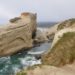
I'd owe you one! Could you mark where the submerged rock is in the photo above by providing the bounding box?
[41,28,75,66]
[0,12,37,56]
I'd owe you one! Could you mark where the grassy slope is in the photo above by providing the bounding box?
[42,32,75,66]
[57,19,75,30]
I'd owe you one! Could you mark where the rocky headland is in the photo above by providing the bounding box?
[0,12,37,56]
[0,12,56,57]
[0,12,75,75]
[16,18,75,75]
[42,19,75,66]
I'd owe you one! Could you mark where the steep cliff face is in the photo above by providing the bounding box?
[50,19,75,49]
[40,19,75,67]
[0,12,37,56]
[41,28,75,66]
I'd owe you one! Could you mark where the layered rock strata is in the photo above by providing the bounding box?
[0,12,37,56]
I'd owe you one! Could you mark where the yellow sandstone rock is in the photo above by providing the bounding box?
[0,12,37,56]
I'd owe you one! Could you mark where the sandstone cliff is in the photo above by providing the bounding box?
[16,19,75,75]
[46,18,75,41]
[41,18,75,68]
[42,28,75,66]
[0,12,37,56]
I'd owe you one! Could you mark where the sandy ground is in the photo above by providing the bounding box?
[26,62,75,75]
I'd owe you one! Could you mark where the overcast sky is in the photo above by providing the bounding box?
[0,0,75,24]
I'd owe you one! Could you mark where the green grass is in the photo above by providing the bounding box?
[57,18,75,30]
[42,32,75,66]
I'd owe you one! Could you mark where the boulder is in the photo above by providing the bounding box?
[34,28,49,43]
[41,28,75,66]
[0,12,37,56]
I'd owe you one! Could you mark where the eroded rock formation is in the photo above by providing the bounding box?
[16,18,75,75]
[0,12,37,56]
[34,24,58,43]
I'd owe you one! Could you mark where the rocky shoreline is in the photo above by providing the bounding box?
[16,18,75,75]
[1,12,75,75]
[0,12,56,57]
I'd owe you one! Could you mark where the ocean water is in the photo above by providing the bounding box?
[0,22,55,75]
[0,42,51,75]
[38,22,57,28]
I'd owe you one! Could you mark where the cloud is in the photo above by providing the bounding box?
[0,0,75,23]
[0,4,16,19]
[0,3,17,24]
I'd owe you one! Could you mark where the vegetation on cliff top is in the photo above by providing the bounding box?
[42,32,75,66]
[57,18,75,30]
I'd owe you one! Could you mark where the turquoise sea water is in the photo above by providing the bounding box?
[0,42,51,75]
[0,22,55,75]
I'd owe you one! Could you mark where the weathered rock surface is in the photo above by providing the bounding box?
[34,24,58,43]
[0,12,37,56]
[42,28,75,66]
[34,28,49,43]
[46,18,75,41]
[16,19,75,75]
[46,24,58,40]
[36,18,75,43]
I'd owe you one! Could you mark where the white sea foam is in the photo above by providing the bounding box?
[12,66,20,74]
[19,56,41,67]
[37,27,49,33]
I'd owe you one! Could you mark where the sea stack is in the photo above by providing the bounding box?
[0,12,37,56]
